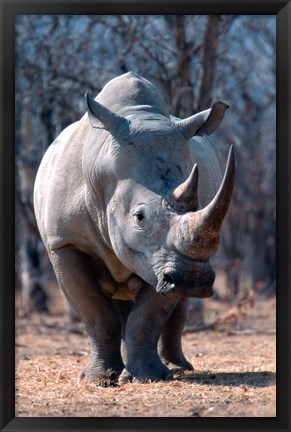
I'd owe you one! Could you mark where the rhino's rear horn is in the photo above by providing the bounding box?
[85,92,129,137]
[176,101,229,140]
[171,164,199,212]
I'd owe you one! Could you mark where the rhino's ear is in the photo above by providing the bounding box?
[85,92,104,129]
[85,92,129,137]
[176,101,229,140]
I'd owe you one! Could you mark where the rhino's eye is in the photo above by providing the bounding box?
[135,212,144,222]
[133,208,146,229]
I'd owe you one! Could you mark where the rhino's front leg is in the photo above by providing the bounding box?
[50,248,124,381]
[119,285,178,383]
[158,299,194,371]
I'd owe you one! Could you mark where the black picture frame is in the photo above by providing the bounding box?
[1,1,290,431]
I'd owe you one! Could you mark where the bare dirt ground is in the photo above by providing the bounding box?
[15,289,276,417]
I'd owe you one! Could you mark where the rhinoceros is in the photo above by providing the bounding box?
[34,71,234,383]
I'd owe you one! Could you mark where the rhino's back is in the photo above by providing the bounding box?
[188,134,224,206]
[34,119,92,251]
[170,114,224,206]
[96,72,169,117]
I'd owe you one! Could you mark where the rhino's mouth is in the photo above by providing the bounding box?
[156,268,215,299]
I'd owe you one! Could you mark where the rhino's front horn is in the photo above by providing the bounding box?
[175,146,235,260]
[176,101,229,140]
[85,92,129,137]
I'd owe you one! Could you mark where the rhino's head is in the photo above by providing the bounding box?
[84,78,234,299]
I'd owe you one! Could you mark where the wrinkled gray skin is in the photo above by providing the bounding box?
[34,72,234,383]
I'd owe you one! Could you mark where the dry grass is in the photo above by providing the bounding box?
[15,294,276,417]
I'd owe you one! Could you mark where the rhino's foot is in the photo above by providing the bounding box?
[159,344,194,372]
[162,355,194,372]
[79,361,123,383]
[118,361,173,384]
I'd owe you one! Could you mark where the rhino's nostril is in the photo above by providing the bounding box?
[163,273,175,289]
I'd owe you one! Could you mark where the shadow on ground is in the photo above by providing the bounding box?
[178,371,276,387]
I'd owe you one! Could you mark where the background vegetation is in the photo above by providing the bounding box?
[15,15,276,316]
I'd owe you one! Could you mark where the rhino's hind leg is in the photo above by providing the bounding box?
[119,285,178,383]
[111,300,133,364]
[158,299,194,372]
[49,248,124,382]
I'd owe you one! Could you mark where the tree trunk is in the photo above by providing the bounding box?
[197,15,221,111]
[166,15,194,117]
